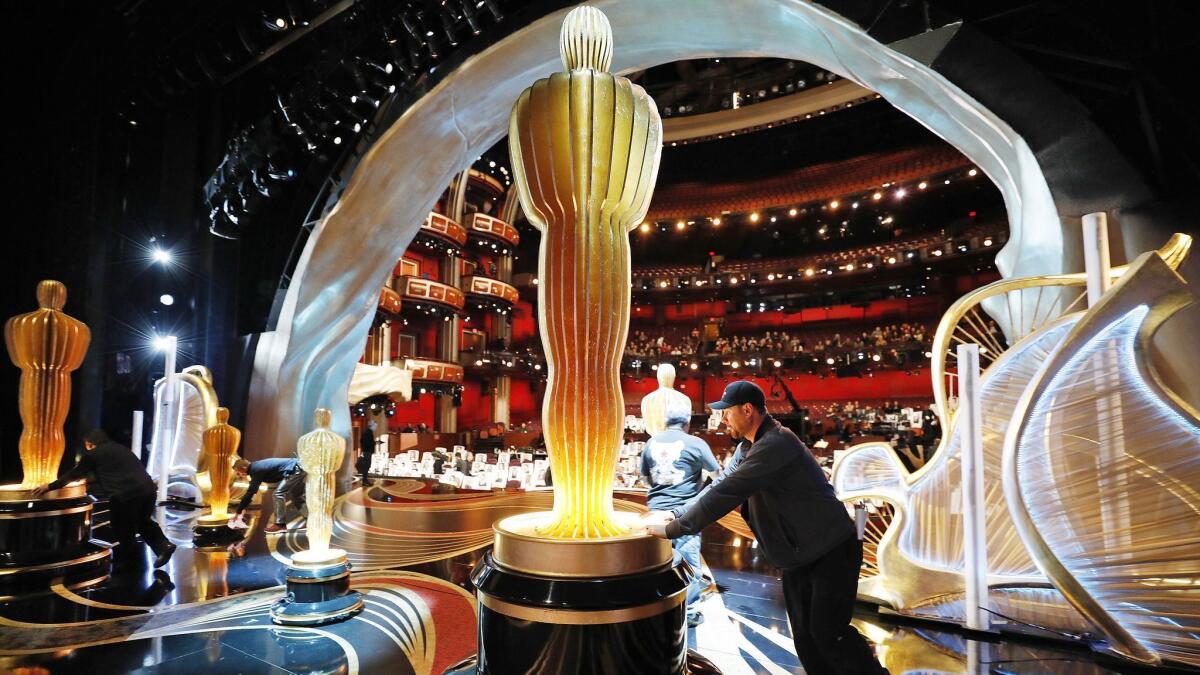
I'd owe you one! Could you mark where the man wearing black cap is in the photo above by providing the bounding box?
[33,429,176,569]
[643,380,884,674]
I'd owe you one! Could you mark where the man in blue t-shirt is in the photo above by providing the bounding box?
[640,401,719,625]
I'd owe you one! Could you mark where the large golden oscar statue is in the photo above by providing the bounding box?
[509,5,662,538]
[293,408,344,562]
[469,9,691,674]
[271,408,362,625]
[1,281,110,585]
[4,280,90,487]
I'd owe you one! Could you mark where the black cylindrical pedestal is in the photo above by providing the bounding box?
[270,555,364,626]
[192,515,245,550]
[471,551,691,675]
[0,483,111,588]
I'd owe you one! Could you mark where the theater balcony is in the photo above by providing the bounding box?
[404,357,465,388]
[413,212,468,254]
[396,276,464,318]
[467,213,520,254]
[377,285,402,315]
[462,275,519,313]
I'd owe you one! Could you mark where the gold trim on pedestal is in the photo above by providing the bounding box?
[492,512,670,578]
[477,588,684,625]
[0,505,90,520]
[290,548,350,570]
[0,549,110,576]
[0,481,86,502]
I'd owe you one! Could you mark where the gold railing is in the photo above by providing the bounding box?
[468,213,520,249]
[404,358,464,384]
[421,212,468,248]
[462,275,519,305]
[398,277,465,311]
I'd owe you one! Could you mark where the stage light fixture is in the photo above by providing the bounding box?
[152,248,172,264]
[968,168,978,177]
[749,212,760,223]
[152,335,177,352]
[159,294,174,306]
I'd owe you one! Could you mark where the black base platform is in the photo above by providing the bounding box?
[0,485,111,590]
[270,557,364,626]
[469,551,694,675]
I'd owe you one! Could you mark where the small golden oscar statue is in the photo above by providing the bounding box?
[271,408,363,625]
[194,407,244,546]
[1,281,110,582]
[4,280,90,487]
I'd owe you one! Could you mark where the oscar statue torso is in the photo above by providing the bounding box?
[509,7,662,537]
[4,280,90,487]
[201,406,240,519]
[296,408,345,554]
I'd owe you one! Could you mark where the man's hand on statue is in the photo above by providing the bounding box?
[228,513,248,529]
[30,484,49,497]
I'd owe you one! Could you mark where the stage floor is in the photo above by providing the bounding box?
[0,480,1177,673]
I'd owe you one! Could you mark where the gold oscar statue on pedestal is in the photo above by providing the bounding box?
[200,407,239,522]
[294,408,345,563]
[4,280,90,487]
[271,407,362,625]
[509,5,662,538]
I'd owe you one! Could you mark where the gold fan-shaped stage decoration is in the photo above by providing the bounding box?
[1005,251,1200,667]
[830,234,1196,645]
[509,5,662,538]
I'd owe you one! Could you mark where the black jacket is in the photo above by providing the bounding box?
[48,440,157,501]
[666,415,854,569]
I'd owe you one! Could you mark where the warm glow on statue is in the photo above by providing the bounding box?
[295,408,345,556]
[4,280,90,487]
[640,364,692,437]
[201,407,239,519]
[509,6,662,537]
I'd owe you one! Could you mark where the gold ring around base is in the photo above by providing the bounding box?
[271,597,365,624]
[476,589,685,625]
[0,549,111,576]
[0,505,91,520]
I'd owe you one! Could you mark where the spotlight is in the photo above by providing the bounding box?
[983,238,993,246]
[825,357,835,365]
[805,268,814,277]
[872,192,883,201]
[151,248,172,264]
[711,217,722,226]
[639,223,650,233]
[152,335,177,352]
[968,168,978,177]
[731,361,740,369]
[872,354,881,362]
[788,208,797,217]
[773,360,782,368]
[895,188,907,199]
[676,220,686,231]
[690,363,698,370]
[159,294,174,306]
[918,181,928,190]
[749,212,760,223]
[829,200,839,210]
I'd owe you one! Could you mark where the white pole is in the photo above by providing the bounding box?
[1082,212,1111,307]
[957,343,989,631]
[381,320,393,367]
[131,410,144,460]
[157,337,177,513]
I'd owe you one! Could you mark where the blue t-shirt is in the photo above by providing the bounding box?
[640,428,720,512]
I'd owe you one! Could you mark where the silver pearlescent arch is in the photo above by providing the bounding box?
[244,0,1063,456]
